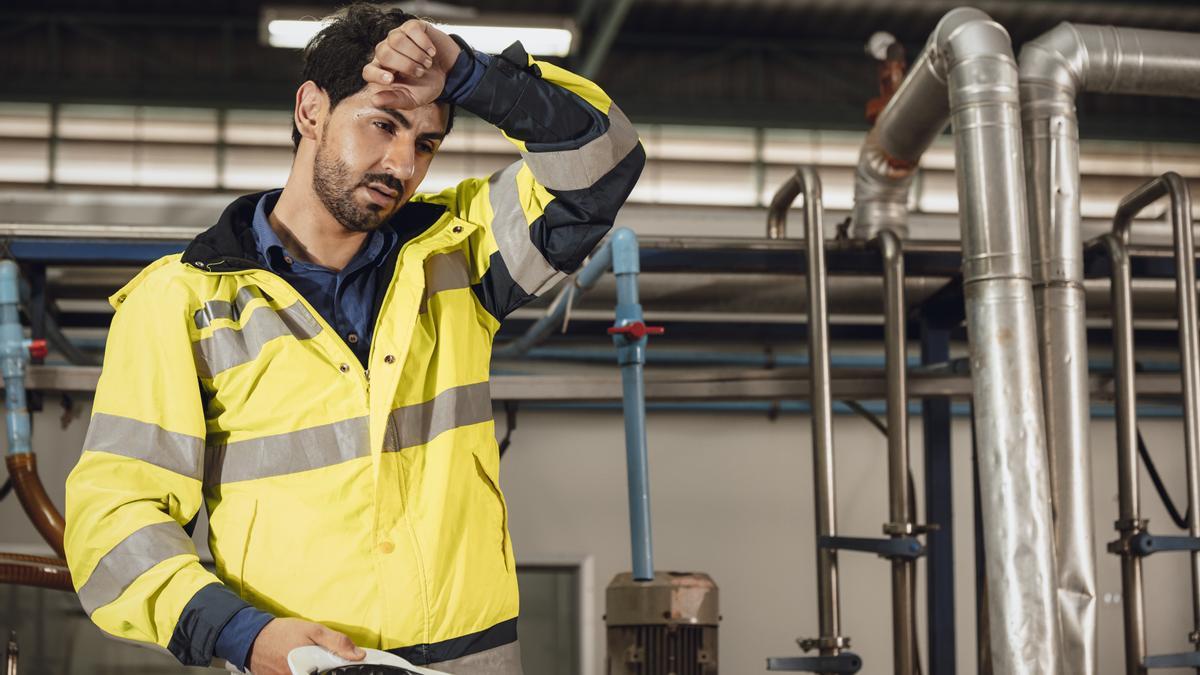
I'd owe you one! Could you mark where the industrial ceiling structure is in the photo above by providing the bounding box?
[3,0,1200,140]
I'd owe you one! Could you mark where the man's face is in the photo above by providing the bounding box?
[311,83,449,233]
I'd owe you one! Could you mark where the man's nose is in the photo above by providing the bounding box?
[381,141,416,181]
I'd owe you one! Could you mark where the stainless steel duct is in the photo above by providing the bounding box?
[1019,25,1200,675]
[851,8,1062,673]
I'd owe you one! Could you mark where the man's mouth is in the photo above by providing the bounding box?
[363,182,399,206]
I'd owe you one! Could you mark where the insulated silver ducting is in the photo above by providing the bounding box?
[852,8,1062,673]
[1020,24,1200,675]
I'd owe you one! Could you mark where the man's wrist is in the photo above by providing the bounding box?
[438,35,492,104]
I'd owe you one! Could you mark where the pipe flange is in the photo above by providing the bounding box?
[797,636,851,652]
[1114,518,1148,533]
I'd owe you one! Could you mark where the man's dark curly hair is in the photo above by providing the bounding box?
[290,2,456,150]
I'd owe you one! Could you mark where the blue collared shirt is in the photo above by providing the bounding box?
[250,189,398,366]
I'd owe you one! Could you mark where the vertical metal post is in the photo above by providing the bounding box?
[609,228,655,582]
[1108,173,1200,671]
[1102,230,1147,674]
[799,167,843,660]
[879,230,914,675]
[920,320,956,675]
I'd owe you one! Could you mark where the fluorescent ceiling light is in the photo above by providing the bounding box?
[267,19,330,49]
[263,9,574,56]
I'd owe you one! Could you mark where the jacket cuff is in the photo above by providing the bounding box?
[167,583,258,666]
[214,605,276,670]
[439,34,492,104]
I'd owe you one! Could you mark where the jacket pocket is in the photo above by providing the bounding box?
[472,451,512,572]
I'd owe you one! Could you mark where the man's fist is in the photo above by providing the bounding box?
[248,617,365,675]
[363,19,462,110]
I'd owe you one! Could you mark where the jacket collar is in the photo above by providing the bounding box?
[181,190,449,273]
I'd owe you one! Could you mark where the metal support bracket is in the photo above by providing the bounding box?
[767,653,863,673]
[819,535,925,560]
[1131,532,1200,556]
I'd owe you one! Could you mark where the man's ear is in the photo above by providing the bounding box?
[294,81,327,144]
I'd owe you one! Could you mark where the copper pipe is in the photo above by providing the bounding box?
[6,454,65,558]
[0,553,72,592]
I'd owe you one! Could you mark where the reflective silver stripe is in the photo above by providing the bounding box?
[192,301,321,378]
[386,381,493,451]
[193,286,271,330]
[82,413,205,480]
[205,416,369,485]
[521,105,640,192]
[420,251,472,313]
[488,162,567,297]
[77,521,195,616]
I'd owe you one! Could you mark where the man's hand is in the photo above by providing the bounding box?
[247,617,365,675]
[363,19,462,110]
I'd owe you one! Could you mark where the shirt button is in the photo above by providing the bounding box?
[378,540,395,554]
[283,256,294,265]
[347,333,359,344]
[452,225,463,234]
[339,363,350,373]
[384,354,395,364]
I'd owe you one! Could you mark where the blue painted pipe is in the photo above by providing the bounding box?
[609,228,656,581]
[0,261,32,456]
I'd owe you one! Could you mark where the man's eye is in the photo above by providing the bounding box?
[417,142,435,154]
[373,121,394,134]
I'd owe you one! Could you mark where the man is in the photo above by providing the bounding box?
[63,4,644,674]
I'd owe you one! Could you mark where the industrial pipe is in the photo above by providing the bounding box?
[767,169,803,239]
[850,8,1061,673]
[798,167,844,662]
[1104,173,1200,673]
[0,553,72,592]
[0,260,64,558]
[606,227,658,581]
[878,229,915,675]
[1020,26,1200,675]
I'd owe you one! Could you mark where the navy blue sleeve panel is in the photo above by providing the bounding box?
[168,582,265,666]
[473,143,646,319]
[439,37,492,104]
[456,41,605,150]
[213,605,276,671]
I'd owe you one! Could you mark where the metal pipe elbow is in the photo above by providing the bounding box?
[849,127,914,239]
[1019,22,1086,99]
[6,454,65,558]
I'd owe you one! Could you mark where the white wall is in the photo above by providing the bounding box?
[1,398,1196,674]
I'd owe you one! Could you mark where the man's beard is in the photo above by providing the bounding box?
[312,137,406,233]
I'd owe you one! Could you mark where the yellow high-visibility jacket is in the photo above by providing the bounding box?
[64,41,644,668]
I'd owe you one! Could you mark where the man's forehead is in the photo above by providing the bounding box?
[344,85,447,131]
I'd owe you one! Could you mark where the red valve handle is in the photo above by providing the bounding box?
[607,321,665,340]
[27,339,47,360]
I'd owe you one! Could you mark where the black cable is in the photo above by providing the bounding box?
[498,401,519,458]
[1136,425,1190,530]
[840,399,887,435]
